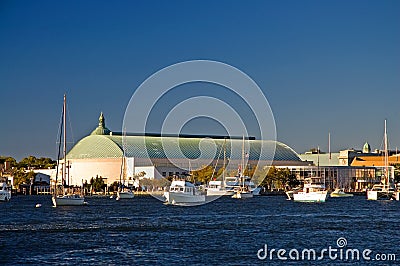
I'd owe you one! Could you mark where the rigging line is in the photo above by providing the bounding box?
[55,104,64,147]
[211,141,224,179]
[55,104,64,185]
[66,101,75,147]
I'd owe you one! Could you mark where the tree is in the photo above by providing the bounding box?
[260,166,299,191]
[12,169,35,188]
[89,176,106,192]
[191,165,214,183]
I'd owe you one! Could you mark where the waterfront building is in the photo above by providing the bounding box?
[61,113,309,186]
[276,165,380,191]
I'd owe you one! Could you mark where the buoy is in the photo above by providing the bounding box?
[35,204,42,208]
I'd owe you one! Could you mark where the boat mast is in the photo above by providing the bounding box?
[63,94,67,192]
[384,119,388,187]
[222,138,226,188]
[242,135,245,189]
[119,128,126,188]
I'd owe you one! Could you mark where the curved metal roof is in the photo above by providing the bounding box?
[67,135,301,162]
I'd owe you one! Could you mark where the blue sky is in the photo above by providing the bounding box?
[0,0,399,160]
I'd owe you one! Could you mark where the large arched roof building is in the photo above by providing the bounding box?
[64,113,307,185]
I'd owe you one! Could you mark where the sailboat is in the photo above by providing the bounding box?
[328,133,353,198]
[232,136,253,199]
[207,139,235,196]
[52,94,85,207]
[116,137,134,200]
[367,120,396,200]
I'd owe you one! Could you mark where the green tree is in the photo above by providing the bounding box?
[13,169,35,188]
[90,176,106,192]
[191,165,214,183]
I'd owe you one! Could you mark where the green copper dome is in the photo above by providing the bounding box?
[67,113,301,162]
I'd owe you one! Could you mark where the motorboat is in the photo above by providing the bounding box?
[292,177,328,202]
[206,180,235,196]
[164,179,205,205]
[367,184,395,200]
[330,188,354,198]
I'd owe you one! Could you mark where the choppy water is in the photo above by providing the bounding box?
[1,195,399,265]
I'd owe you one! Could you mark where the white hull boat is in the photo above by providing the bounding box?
[0,182,11,202]
[330,189,353,198]
[52,94,86,207]
[165,192,205,204]
[367,185,395,200]
[206,181,235,196]
[164,180,205,205]
[117,190,135,200]
[367,121,396,201]
[292,177,328,203]
[293,191,328,202]
[52,194,85,206]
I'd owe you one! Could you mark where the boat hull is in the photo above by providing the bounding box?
[52,195,85,207]
[164,192,205,204]
[117,191,135,199]
[330,191,353,197]
[206,189,235,196]
[293,191,328,202]
[367,190,394,200]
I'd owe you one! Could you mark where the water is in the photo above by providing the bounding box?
[1,195,399,265]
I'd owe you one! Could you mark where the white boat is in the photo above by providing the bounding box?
[367,120,396,201]
[206,139,235,196]
[367,184,395,200]
[164,179,205,205]
[52,94,85,207]
[293,177,328,202]
[116,189,135,200]
[0,182,11,202]
[52,194,85,206]
[330,188,354,198]
[207,180,235,196]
